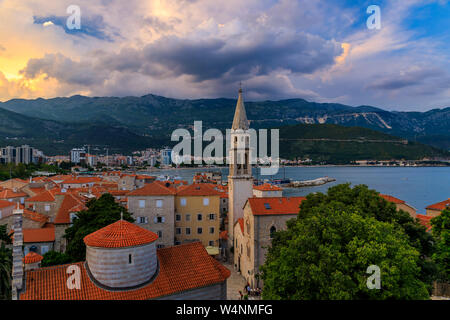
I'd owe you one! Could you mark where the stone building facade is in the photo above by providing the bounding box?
[233,197,305,288]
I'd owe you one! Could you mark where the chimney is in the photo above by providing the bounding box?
[11,204,24,300]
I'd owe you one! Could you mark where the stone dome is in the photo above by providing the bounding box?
[83,220,158,289]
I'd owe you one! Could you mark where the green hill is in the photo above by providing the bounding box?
[278,124,449,164]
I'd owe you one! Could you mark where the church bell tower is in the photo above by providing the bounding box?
[228,87,253,249]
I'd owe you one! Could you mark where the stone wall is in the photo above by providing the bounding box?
[86,242,157,289]
[127,195,175,247]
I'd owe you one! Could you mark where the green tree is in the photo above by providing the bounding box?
[64,193,134,261]
[0,243,12,300]
[0,224,12,245]
[261,184,433,300]
[431,209,450,283]
[41,251,74,267]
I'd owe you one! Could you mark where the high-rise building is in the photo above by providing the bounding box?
[1,145,35,164]
[70,148,86,164]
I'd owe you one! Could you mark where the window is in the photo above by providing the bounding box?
[270,226,277,239]
[209,227,215,234]
[176,228,181,235]
[197,227,203,234]
[139,200,145,208]
[157,230,163,238]
[175,241,181,245]
[209,213,215,220]
[186,214,191,221]
[155,216,165,223]
[180,198,187,206]
[157,244,164,249]
[44,204,50,212]
[128,254,133,264]
[176,214,181,221]
[41,246,49,255]
[186,228,191,235]
[203,198,209,206]
[209,241,214,246]
[156,200,163,208]
[197,214,202,221]
[137,216,148,224]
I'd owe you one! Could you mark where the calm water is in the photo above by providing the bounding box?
[150,166,450,214]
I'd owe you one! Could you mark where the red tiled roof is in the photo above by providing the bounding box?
[416,214,433,232]
[54,193,86,224]
[108,190,129,196]
[22,225,55,243]
[23,252,43,264]
[0,199,15,209]
[380,194,405,204]
[26,190,55,202]
[219,230,228,240]
[176,183,221,196]
[62,177,103,184]
[0,189,28,199]
[127,182,176,196]
[248,197,306,215]
[426,198,450,211]
[20,242,230,300]
[253,183,282,191]
[84,220,158,248]
[238,218,244,233]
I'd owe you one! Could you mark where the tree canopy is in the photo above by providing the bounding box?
[64,193,134,261]
[260,184,434,300]
[431,209,450,283]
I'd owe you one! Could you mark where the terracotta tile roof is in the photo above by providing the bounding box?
[426,198,450,211]
[0,199,15,209]
[416,214,433,232]
[54,194,86,224]
[62,177,103,185]
[219,230,228,240]
[23,252,43,264]
[22,206,49,225]
[380,194,405,204]
[135,175,156,180]
[84,220,158,248]
[253,183,282,191]
[176,183,221,196]
[248,196,306,215]
[108,190,129,196]
[0,188,28,199]
[127,182,176,196]
[20,242,230,300]
[238,218,244,233]
[22,225,55,243]
[26,190,55,202]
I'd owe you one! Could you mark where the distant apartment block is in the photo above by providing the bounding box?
[70,148,86,164]
[161,148,172,166]
[1,145,36,164]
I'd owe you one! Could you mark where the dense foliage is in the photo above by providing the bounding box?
[0,225,12,300]
[431,209,450,283]
[261,184,436,300]
[0,163,66,181]
[41,251,74,267]
[64,193,134,261]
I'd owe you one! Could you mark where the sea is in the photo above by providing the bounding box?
[148,166,450,215]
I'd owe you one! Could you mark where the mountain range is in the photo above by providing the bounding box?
[0,94,448,157]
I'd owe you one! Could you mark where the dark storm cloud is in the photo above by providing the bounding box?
[33,14,116,41]
[367,68,445,91]
[136,31,342,81]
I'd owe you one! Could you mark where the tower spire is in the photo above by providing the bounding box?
[232,85,249,130]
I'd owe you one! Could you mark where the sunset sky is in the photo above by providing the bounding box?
[0,0,449,111]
